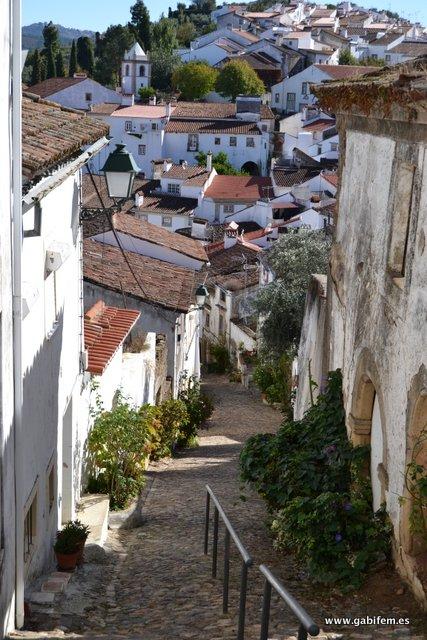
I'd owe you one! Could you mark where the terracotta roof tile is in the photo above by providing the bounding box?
[28,76,86,98]
[111,104,175,118]
[171,101,274,120]
[204,175,272,201]
[83,238,196,312]
[390,42,427,56]
[272,167,320,188]
[22,95,109,182]
[111,212,208,262]
[314,64,379,79]
[165,119,262,135]
[323,172,339,187]
[84,301,140,375]
[164,164,211,183]
[302,118,336,132]
[90,102,121,115]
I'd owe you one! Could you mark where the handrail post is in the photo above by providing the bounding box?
[212,506,219,578]
[204,490,210,554]
[237,561,249,640]
[260,578,272,640]
[223,529,230,614]
[297,623,308,640]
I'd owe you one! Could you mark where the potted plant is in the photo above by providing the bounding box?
[62,520,90,565]
[54,529,80,571]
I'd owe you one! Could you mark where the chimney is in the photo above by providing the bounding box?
[224,221,238,249]
[206,151,213,172]
[165,102,172,118]
[135,192,144,207]
[163,159,173,173]
[301,106,308,121]
[121,93,135,106]
[149,95,157,106]
[181,160,188,169]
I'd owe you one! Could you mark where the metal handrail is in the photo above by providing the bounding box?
[204,484,253,640]
[259,564,320,640]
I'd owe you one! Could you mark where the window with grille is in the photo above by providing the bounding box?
[151,122,158,131]
[246,137,255,148]
[187,134,199,151]
[230,136,237,147]
[215,137,221,145]
[219,289,226,302]
[85,92,92,101]
[138,144,146,155]
[24,495,37,564]
[286,92,296,112]
[224,204,234,214]
[162,215,172,227]
[125,121,132,132]
[301,82,308,96]
[167,183,180,195]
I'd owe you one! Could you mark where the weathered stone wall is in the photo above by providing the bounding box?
[329,112,427,606]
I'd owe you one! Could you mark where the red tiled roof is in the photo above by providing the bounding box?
[164,164,211,184]
[314,64,379,79]
[84,301,140,375]
[111,212,208,262]
[27,76,86,98]
[22,94,109,182]
[323,172,339,187]
[111,104,175,118]
[90,102,121,115]
[165,119,262,135]
[84,238,196,312]
[302,118,336,132]
[171,102,274,120]
[204,175,272,201]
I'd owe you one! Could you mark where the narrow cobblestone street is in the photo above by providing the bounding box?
[15,376,426,640]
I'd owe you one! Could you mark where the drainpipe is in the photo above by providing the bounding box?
[12,0,24,629]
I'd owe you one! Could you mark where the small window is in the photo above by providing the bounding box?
[205,311,210,328]
[219,314,225,335]
[385,54,391,62]
[301,82,308,96]
[125,64,130,76]
[286,92,296,112]
[261,124,267,132]
[167,183,180,195]
[48,466,55,513]
[187,134,199,152]
[138,144,146,155]
[230,136,237,147]
[137,212,148,221]
[219,290,226,302]
[246,137,255,148]
[214,137,221,145]
[330,142,338,151]
[275,92,280,103]
[24,494,37,564]
[139,65,145,76]
[125,120,132,132]
[162,215,172,227]
[224,204,234,214]
[85,92,92,101]
[151,122,158,131]
[317,145,322,155]
[371,54,378,59]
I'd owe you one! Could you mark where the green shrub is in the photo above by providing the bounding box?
[138,86,156,102]
[147,399,189,460]
[208,337,231,373]
[252,351,293,416]
[178,376,214,446]
[239,370,392,588]
[87,394,152,509]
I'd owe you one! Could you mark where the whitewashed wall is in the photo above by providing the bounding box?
[46,78,121,112]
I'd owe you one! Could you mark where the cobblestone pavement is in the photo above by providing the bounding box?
[14,375,426,640]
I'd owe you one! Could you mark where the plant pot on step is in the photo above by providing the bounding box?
[55,549,79,571]
[61,519,91,567]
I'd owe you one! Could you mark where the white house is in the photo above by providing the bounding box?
[16,94,108,624]
[121,42,151,95]
[28,74,122,112]
[271,63,377,114]
[0,1,17,633]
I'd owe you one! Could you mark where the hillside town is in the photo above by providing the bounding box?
[1,0,427,638]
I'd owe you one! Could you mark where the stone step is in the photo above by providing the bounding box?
[76,493,110,546]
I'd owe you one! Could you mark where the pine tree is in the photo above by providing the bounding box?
[42,21,59,54]
[55,50,65,77]
[31,48,42,85]
[130,1,151,51]
[69,40,77,77]
[46,45,56,79]
[95,31,103,58]
[77,36,95,76]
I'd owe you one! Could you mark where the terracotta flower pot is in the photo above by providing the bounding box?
[55,550,79,571]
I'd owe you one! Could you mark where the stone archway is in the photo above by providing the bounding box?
[398,366,427,607]
[241,161,259,176]
[348,350,389,508]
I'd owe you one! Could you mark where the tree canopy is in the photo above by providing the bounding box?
[30,49,43,85]
[255,231,331,357]
[55,50,65,77]
[151,48,182,92]
[196,151,248,176]
[151,17,179,53]
[172,61,217,100]
[94,25,134,87]
[129,0,151,51]
[46,45,56,79]
[216,60,265,100]
[77,36,95,76]
[338,48,357,65]
[68,39,77,77]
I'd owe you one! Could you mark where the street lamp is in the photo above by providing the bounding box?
[195,284,209,308]
[101,143,139,200]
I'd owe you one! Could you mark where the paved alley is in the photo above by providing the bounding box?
[14,376,426,640]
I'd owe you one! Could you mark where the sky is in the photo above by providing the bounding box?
[23,0,427,32]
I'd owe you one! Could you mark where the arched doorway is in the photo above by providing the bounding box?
[241,161,259,176]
